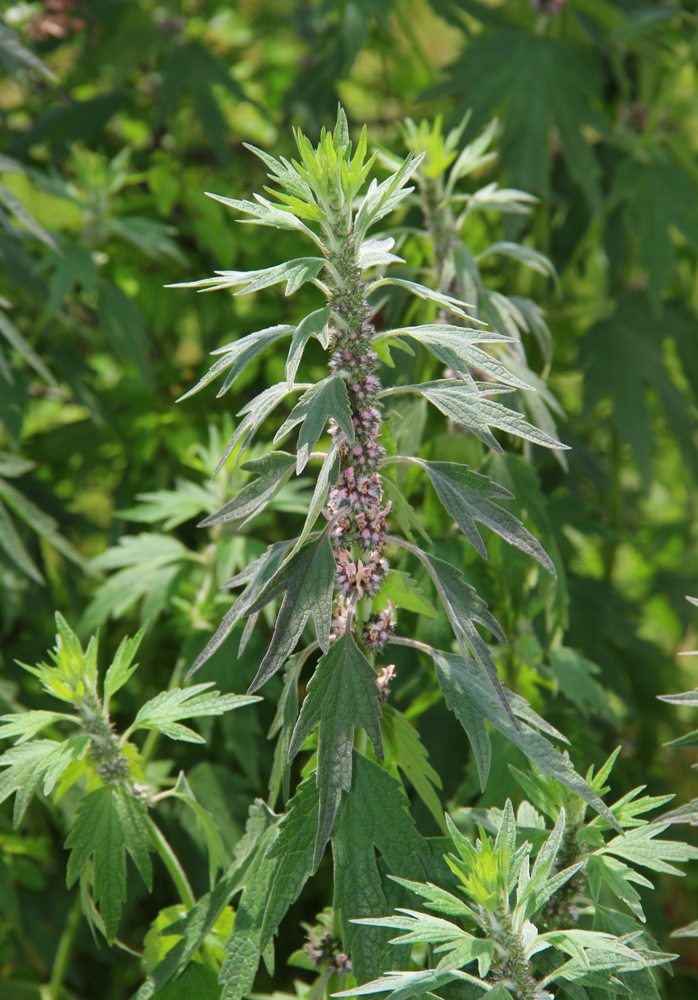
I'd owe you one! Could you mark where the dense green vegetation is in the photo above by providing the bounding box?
[1,2,698,998]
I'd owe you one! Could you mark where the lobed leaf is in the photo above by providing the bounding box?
[289,636,383,863]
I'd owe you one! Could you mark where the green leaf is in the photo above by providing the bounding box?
[45,241,96,317]
[285,306,331,389]
[333,969,460,1000]
[199,452,296,528]
[350,910,492,977]
[660,799,698,826]
[267,658,300,809]
[599,823,698,876]
[586,854,647,922]
[169,257,325,296]
[137,801,277,999]
[0,19,56,79]
[261,775,320,946]
[274,375,354,472]
[289,635,384,863]
[81,534,191,634]
[355,150,424,234]
[383,381,566,452]
[286,445,340,556]
[412,459,554,572]
[152,962,221,1000]
[158,40,248,164]
[99,281,150,380]
[214,383,293,472]
[103,624,147,711]
[178,325,293,402]
[332,752,427,981]
[476,241,557,282]
[359,237,404,269]
[373,569,437,617]
[117,479,216,531]
[128,684,260,743]
[611,160,698,309]
[187,540,291,677]
[205,191,323,245]
[0,736,89,825]
[245,533,336,693]
[0,497,44,583]
[411,547,509,713]
[431,29,601,210]
[381,324,530,390]
[171,772,227,889]
[369,277,471,318]
[107,215,185,264]
[550,647,613,720]
[381,476,431,545]
[431,649,619,829]
[65,785,154,943]
[582,292,698,484]
[217,818,281,1000]
[380,704,445,831]
[0,453,34,479]
[0,307,58,386]
[0,709,78,744]
[0,476,85,571]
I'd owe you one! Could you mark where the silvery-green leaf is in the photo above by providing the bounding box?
[187,540,291,677]
[214,383,295,474]
[167,257,325,295]
[369,278,473,319]
[382,380,568,452]
[178,326,293,402]
[285,307,331,389]
[359,237,404,269]
[274,376,354,472]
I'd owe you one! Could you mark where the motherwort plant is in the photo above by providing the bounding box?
[3,110,694,1000]
[172,106,610,859]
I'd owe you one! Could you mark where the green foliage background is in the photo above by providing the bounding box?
[1,0,698,997]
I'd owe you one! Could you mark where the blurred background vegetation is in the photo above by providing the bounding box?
[1,0,698,997]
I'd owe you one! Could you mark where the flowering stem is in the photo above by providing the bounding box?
[324,240,396,657]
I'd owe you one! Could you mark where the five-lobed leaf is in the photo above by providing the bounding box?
[65,784,154,944]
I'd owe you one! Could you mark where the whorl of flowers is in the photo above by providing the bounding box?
[323,247,393,651]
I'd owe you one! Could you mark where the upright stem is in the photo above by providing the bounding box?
[49,892,82,1000]
[324,236,395,656]
[149,818,195,909]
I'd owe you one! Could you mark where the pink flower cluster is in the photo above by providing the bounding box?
[303,929,352,973]
[335,548,388,599]
[375,663,396,700]
[323,251,397,659]
[362,604,397,654]
[331,595,397,656]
